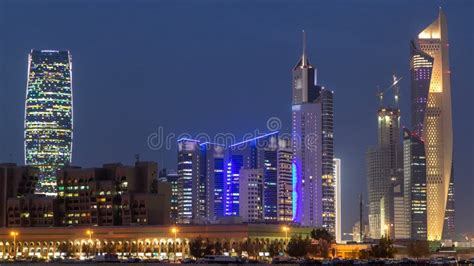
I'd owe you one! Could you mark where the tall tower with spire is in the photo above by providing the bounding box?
[292,31,335,232]
[410,9,454,241]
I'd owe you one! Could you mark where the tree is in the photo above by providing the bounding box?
[309,228,334,258]
[407,240,430,258]
[286,235,311,258]
[241,239,257,258]
[358,249,370,259]
[369,236,396,258]
[214,241,223,255]
[310,228,334,242]
[189,236,206,258]
[204,238,215,255]
[268,240,283,257]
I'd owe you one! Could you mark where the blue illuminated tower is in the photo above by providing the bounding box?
[292,31,335,230]
[24,50,73,196]
[177,139,225,223]
[224,132,280,220]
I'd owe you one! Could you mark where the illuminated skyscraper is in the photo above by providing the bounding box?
[177,139,200,224]
[367,107,402,239]
[334,158,342,243]
[24,50,73,196]
[200,142,225,221]
[277,139,293,223]
[176,139,225,223]
[292,31,335,230]
[225,132,279,219]
[410,9,454,241]
[403,129,427,240]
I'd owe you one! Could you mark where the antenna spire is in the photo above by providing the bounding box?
[302,30,306,58]
[301,30,308,67]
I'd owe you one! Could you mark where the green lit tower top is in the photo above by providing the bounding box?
[24,50,73,196]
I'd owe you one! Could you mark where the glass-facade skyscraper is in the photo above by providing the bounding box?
[367,107,403,239]
[292,31,335,230]
[403,129,427,240]
[24,50,73,196]
[410,9,454,241]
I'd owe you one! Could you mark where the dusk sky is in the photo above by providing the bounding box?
[0,0,472,235]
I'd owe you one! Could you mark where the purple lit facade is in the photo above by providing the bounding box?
[291,32,332,227]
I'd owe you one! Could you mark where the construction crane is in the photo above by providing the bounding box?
[377,75,402,107]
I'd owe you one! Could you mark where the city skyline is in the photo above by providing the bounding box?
[0,1,472,235]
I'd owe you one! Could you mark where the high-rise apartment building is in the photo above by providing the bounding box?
[24,50,73,196]
[239,169,264,223]
[292,32,335,230]
[410,9,454,241]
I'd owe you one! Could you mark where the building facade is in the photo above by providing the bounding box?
[277,143,293,223]
[334,158,342,243]
[0,224,311,260]
[177,139,226,223]
[0,164,40,227]
[200,143,226,222]
[410,9,454,241]
[225,132,280,221]
[24,50,73,196]
[56,162,170,226]
[177,139,201,224]
[158,169,179,223]
[239,169,264,222]
[403,129,427,240]
[291,32,335,230]
[367,107,403,239]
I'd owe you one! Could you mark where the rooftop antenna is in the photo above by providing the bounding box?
[302,30,306,57]
[359,194,364,242]
[135,154,140,164]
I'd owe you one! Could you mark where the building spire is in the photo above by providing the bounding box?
[293,30,311,69]
[301,30,309,67]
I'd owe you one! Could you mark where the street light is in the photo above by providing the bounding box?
[10,231,19,259]
[86,230,93,258]
[282,226,290,242]
[171,227,178,262]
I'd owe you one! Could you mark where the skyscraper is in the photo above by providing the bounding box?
[225,132,279,219]
[200,142,226,221]
[334,158,342,243]
[176,139,225,223]
[403,129,427,240]
[319,87,335,234]
[177,139,200,224]
[367,107,402,239]
[277,140,293,223]
[25,50,73,196]
[410,9,454,241]
[292,31,335,230]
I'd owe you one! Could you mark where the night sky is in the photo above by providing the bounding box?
[0,0,472,235]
